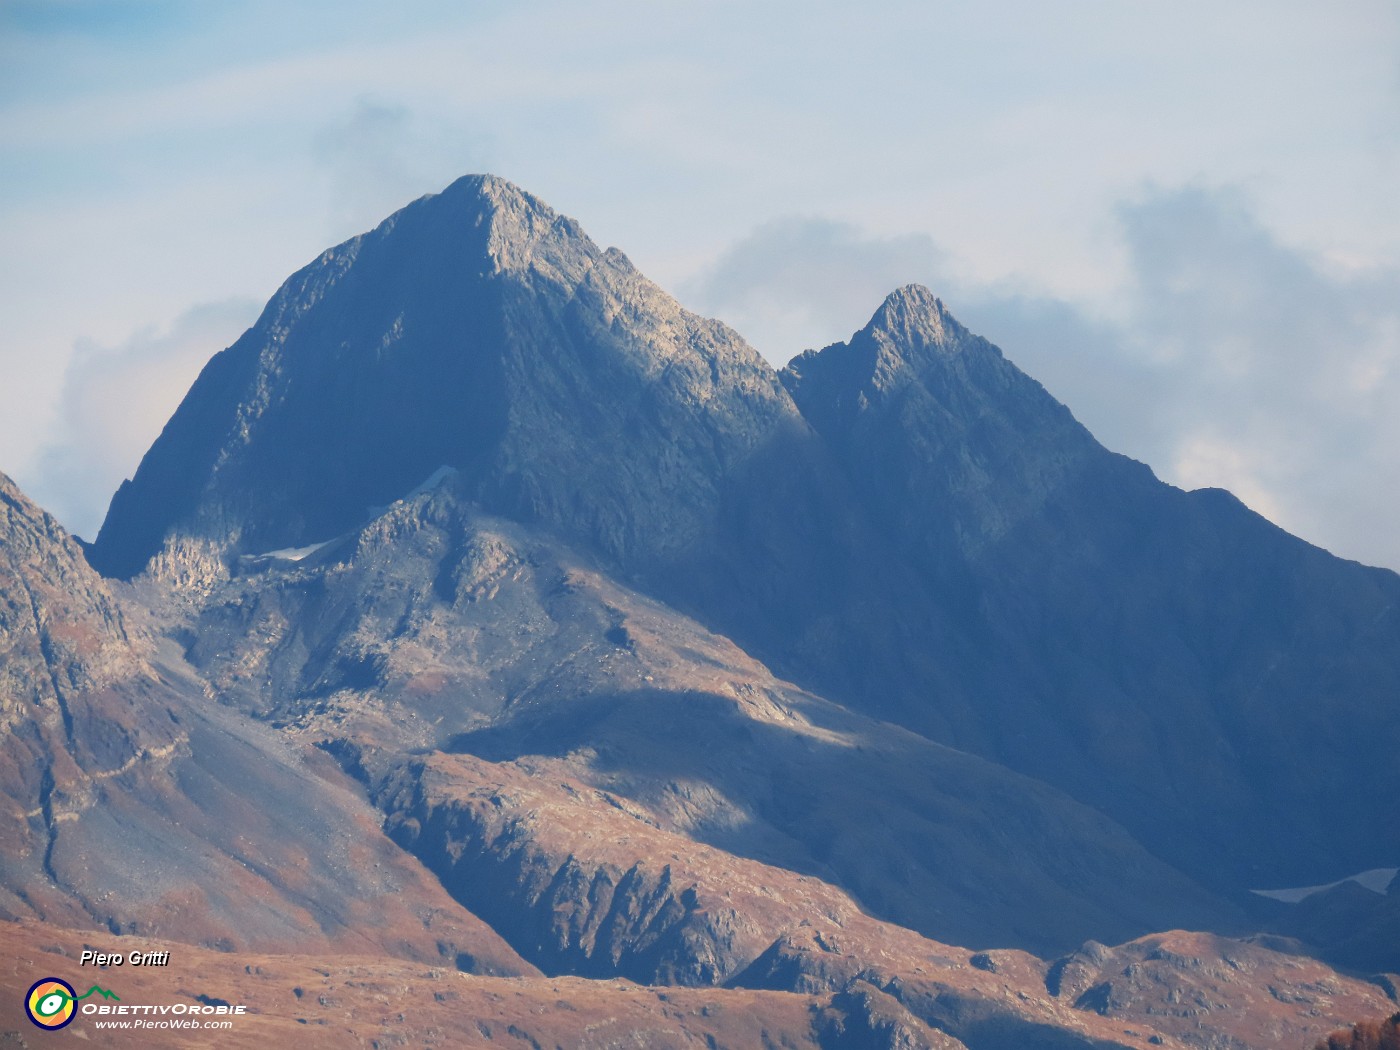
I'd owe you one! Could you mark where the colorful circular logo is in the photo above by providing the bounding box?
[25,978,77,1030]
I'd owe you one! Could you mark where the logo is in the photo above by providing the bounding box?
[24,979,121,1030]
[25,978,77,1030]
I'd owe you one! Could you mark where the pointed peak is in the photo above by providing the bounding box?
[437,173,553,215]
[861,284,957,346]
[307,173,597,290]
[877,282,944,312]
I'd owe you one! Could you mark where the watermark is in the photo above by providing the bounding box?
[81,1001,245,1018]
[22,977,245,1033]
[24,978,118,1030]
[92,1017,236,1032]
[80,948,170,966]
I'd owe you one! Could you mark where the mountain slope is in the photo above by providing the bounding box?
[0,471,530,972]
[82,173,1400,947]
[779,285,1400,889]
[162,481,1234,955]
[89,174,808,586]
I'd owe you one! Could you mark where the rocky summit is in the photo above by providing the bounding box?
[6,176,1399,1049]
[89,175,802,584]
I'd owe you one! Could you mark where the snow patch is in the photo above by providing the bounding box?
[366,466,460,519]
[406,465,457,499]
[258,541,332,562]
[1251,867,1398,904]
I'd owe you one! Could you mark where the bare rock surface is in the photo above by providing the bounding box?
[168,486,1233,956]
[1042,931,1394,1050]
[0,473,529,972]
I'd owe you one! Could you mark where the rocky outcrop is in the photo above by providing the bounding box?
[0,472,530,972]
[1043,931,1395,1050]
[375,752,1174,1049]
[817,984,969,1050]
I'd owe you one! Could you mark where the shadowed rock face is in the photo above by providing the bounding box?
[781,286,1105,568]
[780,285,1400,889]
[169,488,1234,956]
[1261,872,1400,974]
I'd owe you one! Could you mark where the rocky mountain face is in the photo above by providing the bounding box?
[164,486,1231,956]
[0,471,529,972]
[88,175,811,589]
[779,287,1400,892]
[89,177,1400,903]
[9,175,1399,1048]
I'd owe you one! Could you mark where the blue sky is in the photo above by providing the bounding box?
[2,1,1398,567]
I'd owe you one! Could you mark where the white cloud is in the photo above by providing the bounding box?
[685,218,946,362]
[1108,186,1400,569]
[29,299,260,540]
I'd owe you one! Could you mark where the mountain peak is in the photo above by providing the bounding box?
[861,283,963,354]
[779,285,978,423]
[385,173,591,278]
[89,176,795,581]
[424,172,550,218]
